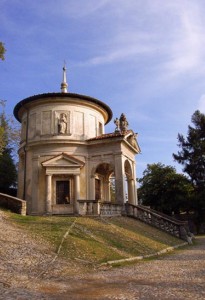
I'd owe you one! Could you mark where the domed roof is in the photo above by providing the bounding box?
[13,92,113,124]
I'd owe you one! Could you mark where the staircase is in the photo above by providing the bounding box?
[125,203,193,244]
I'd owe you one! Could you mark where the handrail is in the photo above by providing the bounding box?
[137,204,187,225]
[125,203,193,244]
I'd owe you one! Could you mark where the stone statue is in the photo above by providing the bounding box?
[58,113,67,134]
[114,117,120,132]
[119,113,128,133]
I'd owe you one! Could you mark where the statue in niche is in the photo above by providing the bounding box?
[119,113,129,133]
[58,113,67,134]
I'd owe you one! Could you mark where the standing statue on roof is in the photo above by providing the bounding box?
[114,117,120,132]
[119,113,129,133]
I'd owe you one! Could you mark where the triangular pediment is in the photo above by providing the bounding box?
[42,153,84,168]
[124,131,141,153]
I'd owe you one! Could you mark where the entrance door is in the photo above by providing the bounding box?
[56,181,70,204]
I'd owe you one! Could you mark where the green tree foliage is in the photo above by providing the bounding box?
[0,42,6,60]
[0,100,20,157]
[173,110,205,187]
[138,163,193,215]
[110,175,116,202]
[0,101,8,155]
[0,148,17,193]
[0,125,5,155]
[0,101,19,194]
[173,110,205,229]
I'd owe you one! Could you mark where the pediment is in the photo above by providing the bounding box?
[42,153,84,168]
[125,131,141,153]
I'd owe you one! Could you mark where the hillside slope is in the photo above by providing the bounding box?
[0,209,186,298]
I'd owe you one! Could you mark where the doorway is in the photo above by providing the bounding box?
[56,181,70,204]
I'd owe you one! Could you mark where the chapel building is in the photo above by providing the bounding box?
[13,67,140,215]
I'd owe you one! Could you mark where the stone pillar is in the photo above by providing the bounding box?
[128,178,135,205]
[74,175,80,214]
[104,179,110,202]
[132,160,138,205]
[46,175,52,214]
[90,175,95,200]
[114,154,126,205]
[31,156,39,214]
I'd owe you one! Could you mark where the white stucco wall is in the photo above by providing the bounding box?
[19,97,107,145]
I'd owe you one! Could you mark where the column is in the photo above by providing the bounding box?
[46,175,52,214]
[114,154,126,205]
[128,178,135,205]
[132,160,138,205]
[90,175,95,200]
[31,156,39,214]
[104,179,110,202]
[74,175,80,214]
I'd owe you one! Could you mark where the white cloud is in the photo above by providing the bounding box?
[73,0,205,82]
[163,2,205,77]
[4,0,205,82]
[85,44,153,66]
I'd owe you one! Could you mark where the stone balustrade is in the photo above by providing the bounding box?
[100,202,123,216]
[125,203,193,243]
[78,200,100,215]
[77,200,123,216]
[0,193,26,215]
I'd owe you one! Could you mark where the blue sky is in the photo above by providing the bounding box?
[1,0,205,179]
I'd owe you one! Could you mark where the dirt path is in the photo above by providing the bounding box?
[0,210,205,299]
[54,236,205,300]
[0,210,82,299]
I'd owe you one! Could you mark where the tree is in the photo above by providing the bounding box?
[173,110,205,230]
[0,100,20,157]
[173,110,205,187]
[0,101,8,155]
[138,163,193,215]
[0,42,6,61]
[0,101,19,194]
[0,148,17,193]
[0,125,5,155]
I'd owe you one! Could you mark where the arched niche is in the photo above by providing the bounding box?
[94,163,114,202]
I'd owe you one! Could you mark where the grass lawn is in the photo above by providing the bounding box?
[6,211,184,266]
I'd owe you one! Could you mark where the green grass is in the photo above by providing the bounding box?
[5,211,184,266]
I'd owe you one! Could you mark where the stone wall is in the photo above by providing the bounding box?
[0,193,26,215]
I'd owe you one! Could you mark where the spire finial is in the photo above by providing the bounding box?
[61,62,68,93]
